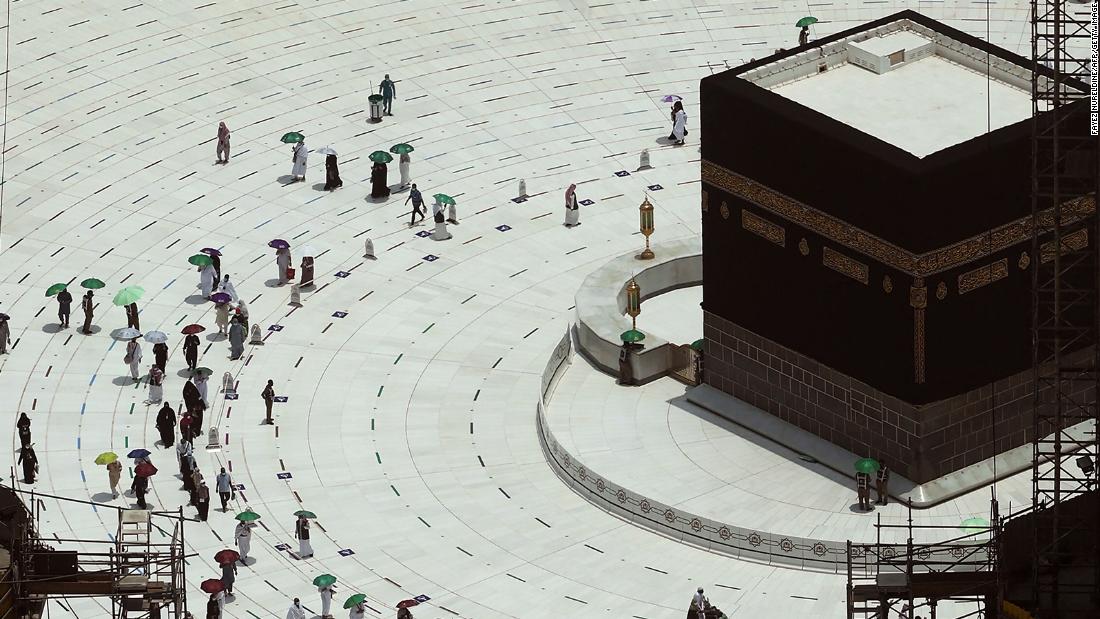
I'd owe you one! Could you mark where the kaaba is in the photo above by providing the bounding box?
[700,11,1095,483]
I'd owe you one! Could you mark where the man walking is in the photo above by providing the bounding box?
[379,74,396,115]
[126,302,140,330]
[216,467,233,511]
[405,184,426,226]
[196,480,211,521]
[183,332,200,371]
[156,402,176,447]
[216,122,231,164]
[856,471,872,511]
[81,290,94,334]
[56,288,73,328]
[262,379,275,425]
[0,316,9,354]
[875,461,890,506]
[107,459,122,498]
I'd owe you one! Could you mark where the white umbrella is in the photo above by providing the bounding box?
[144,330,168,344]
[298,245,318,257]
[114,327,142,340]
[314,146,337,156]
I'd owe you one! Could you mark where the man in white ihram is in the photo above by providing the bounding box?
[291,138,308,183]
[287,597,306,619]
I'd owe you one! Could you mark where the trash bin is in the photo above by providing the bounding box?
[368,95,384,122]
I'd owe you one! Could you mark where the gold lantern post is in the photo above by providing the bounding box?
[638,196,655,260]
[625,277,641,330]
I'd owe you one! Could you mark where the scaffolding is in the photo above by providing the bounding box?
[846,500,1002,619]
[2,487,188,619]
[1030,0,1100,616]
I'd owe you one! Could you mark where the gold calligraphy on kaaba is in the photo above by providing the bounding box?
[822,246,869,284]
[741,209,786,247]
[1039,228,1088,263]
[701,160,1096,277]
[958,259,1009,295]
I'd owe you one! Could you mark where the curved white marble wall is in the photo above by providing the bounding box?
[574,238,702,383]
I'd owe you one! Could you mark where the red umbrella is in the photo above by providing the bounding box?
[397,600,419,609]
[135,462,157,477]
[200,579,225,594]
[214,549,240,565]
[182,324,206,335]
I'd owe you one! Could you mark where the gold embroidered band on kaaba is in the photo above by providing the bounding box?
[702,161,1096,277]
[741,209,785,247]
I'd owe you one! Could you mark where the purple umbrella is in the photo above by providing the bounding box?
[210,292,232,304]
[268,239,290,249]
[200,247,222,256]
[660,94,682,103]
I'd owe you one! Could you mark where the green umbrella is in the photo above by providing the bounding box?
[343,594,368,609]
[389,143,414,155]
[621,329,645,343]
[235,510,261,522]
[796,16,818,28]
[433,193,455,206]
[959,517,990,532]
[81,278,105,289]
[368,150,393,164]
[313,574,337,587]
[94,451,119,465]
[281,132,305,143]
[854,457,880,474]
[690,339,704,352]
[112,286,145,306]
[294,510,317,519]
[46,283,68,297]
[188,254,213,267]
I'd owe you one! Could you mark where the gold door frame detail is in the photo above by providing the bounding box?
[910,277,927,384]
[741,209,786,247]
[958,258,1009,295]
[701,160,1095,277]
[822,246,869,284]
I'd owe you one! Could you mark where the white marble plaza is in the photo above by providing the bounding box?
[0,1,1046,618]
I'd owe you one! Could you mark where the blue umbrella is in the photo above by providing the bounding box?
[127,449,151,459]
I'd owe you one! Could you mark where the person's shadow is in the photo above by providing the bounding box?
[112,376,139,386]
[278,174,298,185]
[91,492,115,502]
[264,278,284,288]
[41,323,63,334]
[184,294,209,306]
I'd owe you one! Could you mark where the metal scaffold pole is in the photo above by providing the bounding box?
[1029,0,1100,615]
